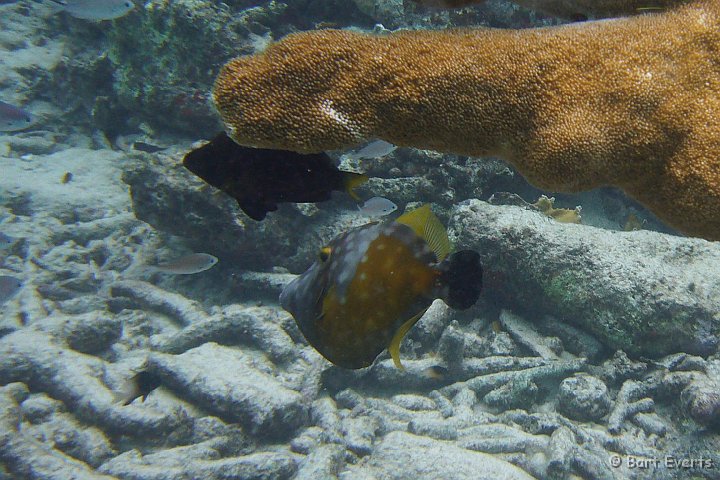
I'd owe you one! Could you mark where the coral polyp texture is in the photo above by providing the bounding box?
[213,0,720,241]
[412,0,692,19]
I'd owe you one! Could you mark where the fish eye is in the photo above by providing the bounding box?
[319,246,332,262]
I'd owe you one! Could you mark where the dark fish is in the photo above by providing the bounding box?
[61,172,73,184]
[0,101,33,132]
[115,370,162,405]
[0,275,22,305]
[280,205,483,369]
[183,132,368,221]
[423,365,449,380]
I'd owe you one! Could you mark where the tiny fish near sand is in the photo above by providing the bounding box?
[358,197,397,217]
[152,253,218,275]
[0,275,22,305]
[46,0,135,20]
[0,101,33,132]
[114,370,162,405]
[0,233,16,250]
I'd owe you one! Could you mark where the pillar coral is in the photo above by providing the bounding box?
[213,0,720,241]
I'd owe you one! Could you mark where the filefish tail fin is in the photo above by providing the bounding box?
[343,172,369,200]
[438,250,482,310]
[388,310,426,369]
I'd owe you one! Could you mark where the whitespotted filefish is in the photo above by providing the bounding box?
[280,205,482,369]
[183,132,368,221]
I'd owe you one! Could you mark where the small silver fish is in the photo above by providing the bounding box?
[114,370,162,405]
[48,0,135,20]
[152,253,218,275]
[0,233,15,250]
[344,140,397,160]
[0,101,33,132]
[0,275,22,305]
[358,197,398,217]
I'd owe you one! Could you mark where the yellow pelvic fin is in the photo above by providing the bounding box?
[388,309,427,370]
[395,204,451,261]
[343,172,369,201]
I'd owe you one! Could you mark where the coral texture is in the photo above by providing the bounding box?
[413,0,692,19]
[214,0,720,240]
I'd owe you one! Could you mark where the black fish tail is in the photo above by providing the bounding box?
[438,250,482,310]
[341,172,369,200]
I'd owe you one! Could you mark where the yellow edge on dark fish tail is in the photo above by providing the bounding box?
[388,309,427,369]
[395,204,452,261]
[343,172,369,200]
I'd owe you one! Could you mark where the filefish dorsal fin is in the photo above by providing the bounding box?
[395,204,451,261]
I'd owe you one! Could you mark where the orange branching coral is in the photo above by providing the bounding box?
[213,0,720,241]
[411,0,692,19]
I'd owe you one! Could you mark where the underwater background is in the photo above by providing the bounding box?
[1,0,719,479]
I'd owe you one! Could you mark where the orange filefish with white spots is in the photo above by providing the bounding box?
[280,205,483,369]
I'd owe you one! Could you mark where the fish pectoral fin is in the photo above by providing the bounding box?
[388,309,428,370]
[238,199,274,221]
